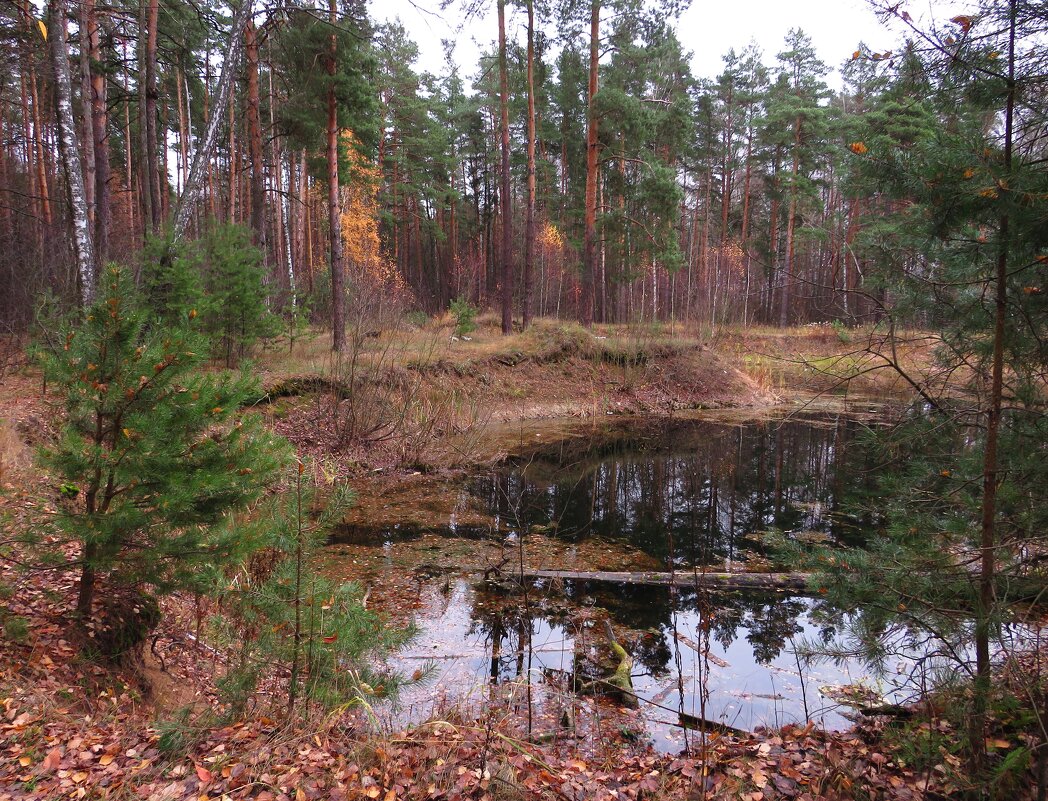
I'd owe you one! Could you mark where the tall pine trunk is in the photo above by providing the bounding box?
[580,0,600,327]
[972,0,1015,771]
[144,0,161,231]
[245,19,267,255]
[522,0,537,328]
[327,0,345,350]
[497,0,513,335]
[86,0,110,264]
[779,117,800,328]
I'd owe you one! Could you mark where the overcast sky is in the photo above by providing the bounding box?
[367,0,909,90]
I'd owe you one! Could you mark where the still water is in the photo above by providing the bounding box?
[340,412,932,748]
[464,413,878,567]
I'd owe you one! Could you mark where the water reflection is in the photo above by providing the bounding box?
[469,414,876,567]
[388,578,916,750]
[345,414,901,748]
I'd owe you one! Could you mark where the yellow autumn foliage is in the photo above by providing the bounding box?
[338,131,408,298]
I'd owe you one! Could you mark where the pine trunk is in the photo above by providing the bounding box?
[497,0,513,335]
[580,0,600,327]
[145,0,161,231]
[245,19,267,255]
[86,0,110,264]
[779,118,801,328]
[522,0,537,328]
[972,0,1015,771]
[327,0,345,350]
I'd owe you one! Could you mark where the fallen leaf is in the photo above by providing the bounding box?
[42,748,62,772]
[751,767,768,789]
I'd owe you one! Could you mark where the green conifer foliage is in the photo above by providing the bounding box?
[197,223,279,366]
[140,233,207,327]
[140,225,278,366]
[803,0,1047,772]
[210,478,414,716]
[33,266,290,624]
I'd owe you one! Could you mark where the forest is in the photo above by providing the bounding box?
[3,0,1022,333]
[0,0,1047,798]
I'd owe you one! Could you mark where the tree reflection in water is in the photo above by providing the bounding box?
[377,414,902,746]
[469,414,878,568]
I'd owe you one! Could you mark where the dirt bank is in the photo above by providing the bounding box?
[256,319,931,482]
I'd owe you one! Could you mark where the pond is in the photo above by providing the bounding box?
[463,412,879,568]
[379,577,937,752]
[330,410,926,750]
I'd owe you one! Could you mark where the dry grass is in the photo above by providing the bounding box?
[713,323,940,399]
[256,315,715,381]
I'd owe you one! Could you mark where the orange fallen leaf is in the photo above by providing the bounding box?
[42,748,62,772]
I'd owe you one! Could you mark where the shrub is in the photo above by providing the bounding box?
[2,615,28,643]
[404,310,429,328]
[831,318,851,344]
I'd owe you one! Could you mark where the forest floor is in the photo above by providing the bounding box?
[2,319,1032,800]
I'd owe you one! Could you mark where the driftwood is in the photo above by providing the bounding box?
[523,569,811,592]
[678,711,750,738]
[856,704,915,719]
[599,619,639,709]
[569,621,640,709]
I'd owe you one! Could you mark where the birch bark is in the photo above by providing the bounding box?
[50,0,96,305]
[172,0,254,241]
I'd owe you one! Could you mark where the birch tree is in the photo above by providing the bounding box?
[172,0,254,242]
[49,0,96,306]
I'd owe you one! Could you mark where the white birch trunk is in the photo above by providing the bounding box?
[50,0,96,305]
[172,0,253,242]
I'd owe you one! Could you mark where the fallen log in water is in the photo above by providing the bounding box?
[678,711,751,738]
[522,569,812,592]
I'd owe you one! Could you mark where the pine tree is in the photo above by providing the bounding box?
[32,265,289,625]
[765,29,831,326]
[808,0,1048,774]
[273,0,378,349]
[198,222,279,366]
[209,475,413,716]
